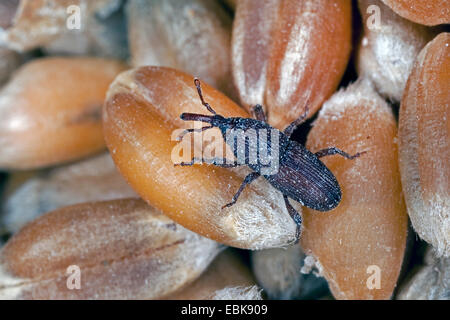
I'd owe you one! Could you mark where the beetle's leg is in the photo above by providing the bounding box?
[252,104,267,122]
[283,105,309,138]
[194,78,217,115]
[203,157,243,168]
[174,159,198,166]
[315,147,366,160]
[283,195,302,243]
[175,157,242,168]
[176,125,214,141]
[222,172,260,209]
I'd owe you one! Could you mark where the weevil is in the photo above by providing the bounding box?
[176,79,364,241]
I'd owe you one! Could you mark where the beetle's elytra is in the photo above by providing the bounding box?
[176,79,364,241]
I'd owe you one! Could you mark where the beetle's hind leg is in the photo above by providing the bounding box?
[283,195,302,243]
[222,172,260,209]
[315,147,366,160]
[252,104,267,122]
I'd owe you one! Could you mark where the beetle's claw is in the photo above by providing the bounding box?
[303,105,309,117]
[352,150,368,159]
[221,203,231,210]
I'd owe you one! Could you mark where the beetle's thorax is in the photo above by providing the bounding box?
[217,116,290,175]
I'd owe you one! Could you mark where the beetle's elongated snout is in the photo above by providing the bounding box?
[180,113,214,123]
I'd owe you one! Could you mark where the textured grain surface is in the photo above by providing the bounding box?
[357,0,435,101]
[103,66,299,249]
[0,198,221,299]
[2,0,123,52]
[211,285,262,300]
[251,245,328,299]
[399,33,450,257]
[1,153,137,234]
[0,0,19,30]
[164,249,257,300]
[42,1,128,60]
[127,0,235,99]
[0,57,126,169]
[232,0,352,130]
[397,248,450,300]
[301,79,408,299]
[381,0,449,26]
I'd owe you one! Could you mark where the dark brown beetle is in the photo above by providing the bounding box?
[177,79,364,240]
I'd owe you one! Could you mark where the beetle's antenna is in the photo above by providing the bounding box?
[194,78,217,115]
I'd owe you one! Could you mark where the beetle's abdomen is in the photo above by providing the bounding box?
[264,141,342,211]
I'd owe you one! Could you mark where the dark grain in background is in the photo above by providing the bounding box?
[0,171,9,242]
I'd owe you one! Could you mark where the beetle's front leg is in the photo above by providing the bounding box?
[315,147,366,160]
[283,105,309,138]
[175,157,243,168]
[283,195,302,243]
[222,172,260,209]
[252,104,267,122]
[176,125,214,141]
